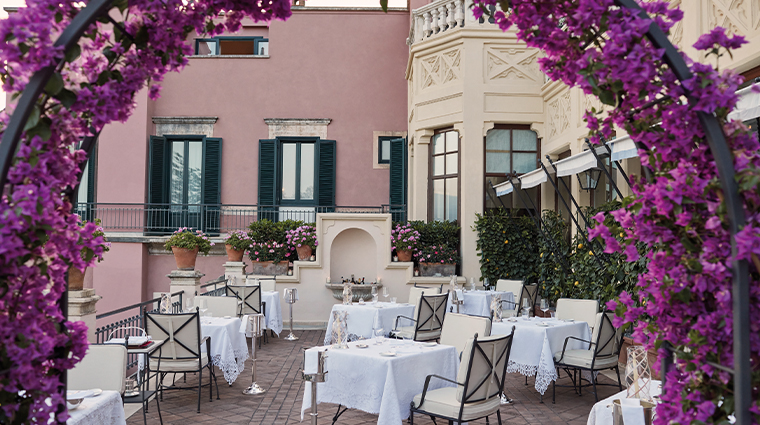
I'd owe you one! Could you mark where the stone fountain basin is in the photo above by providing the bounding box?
[325,283,384,302]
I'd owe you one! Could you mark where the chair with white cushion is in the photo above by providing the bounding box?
[69,344,128,394]
[440,313,492,356]
[391,292,448,342]
[495,279,523,316]
[194,296,238,317]
[555,298,599,332]
[552,312,623,403]
[408,283,442,305]
[410,331,515,424]
[259,279,276,293]
[145,310,219,413]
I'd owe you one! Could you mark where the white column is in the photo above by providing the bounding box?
[430,8,440,35]
[439,5,449,32]
[68,288,102,343]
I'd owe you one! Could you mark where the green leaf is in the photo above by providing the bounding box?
[380,0,388,12]
[96,70,111,86]
[26,119,52,141]
[23,106,41,132]
[44,72,64,96]
[64,44,81,63]
[54,88,77,109]
[599,89,616,106]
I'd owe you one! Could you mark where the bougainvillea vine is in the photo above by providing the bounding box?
[470,0,760,423]
[0,0,290,423]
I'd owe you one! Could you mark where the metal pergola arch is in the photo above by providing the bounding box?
[0,0,752,424]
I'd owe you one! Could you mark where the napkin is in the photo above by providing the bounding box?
[620,399,646,425]
[455,289,463,299]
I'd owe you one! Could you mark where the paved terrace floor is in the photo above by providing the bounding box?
[126,330,620,425]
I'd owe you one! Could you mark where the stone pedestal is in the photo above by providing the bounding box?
[168,270,205,308]
[223,262,247,283]
[68,288,102,343]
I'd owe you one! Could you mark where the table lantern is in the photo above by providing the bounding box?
[490,294,502,323]
[625,346,652,401]
[243,314,266,395]
[331,310,349,349]
[342,282,352,305]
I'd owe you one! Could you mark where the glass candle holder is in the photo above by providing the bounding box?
[625,346,652,400]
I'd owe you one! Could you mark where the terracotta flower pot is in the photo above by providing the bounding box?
[172,246,199,270]
[225,244,245,262]
[396,249,413,262]
[68,267,86,291]
[296,245,313,261]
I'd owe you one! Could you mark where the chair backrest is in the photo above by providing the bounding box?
[591,312,621,359]
[194,296,238,317]
[413,292,448,340]
[145,311,202,362]
[227,284,262,315]
[517,284,538,312]
[259,279,276,293]
[456,332,514,414]
[69,344,127,394]
[556,298,599,330]
[495,279,524,311]
[440,313,492,355]
[408,284,442,305]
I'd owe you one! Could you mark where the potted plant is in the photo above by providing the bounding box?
[390,223,420,262]
[286,225,318,260]
[416,245,458,277]
[224,230,251,262]
[248,241,289,275]
[69,218,110,290]
[164,228,214,270]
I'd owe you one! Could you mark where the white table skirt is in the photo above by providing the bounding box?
[491,317,591,395]
[201,317,249,384]
[587,380,661,425]
[447,290,514,317]
[302,339,459,424]
[323,302,415,345]
[66,391,126,425]
[262,291,283,335]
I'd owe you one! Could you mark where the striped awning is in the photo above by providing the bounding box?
[608,135,638,162]
[554,145,607,177]
[728,83,760,122]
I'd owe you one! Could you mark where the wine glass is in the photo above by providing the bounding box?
[371,285,378,304]
[382,287,389,302]
[199,298,208,322]
[540,299,550,318]
[185,298,193,313]
[374,327,384,345]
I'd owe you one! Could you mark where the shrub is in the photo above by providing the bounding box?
[248,241,289,263]
[390,223,421,253]
[408,220,460,249]
[474,209,538,288]
[247,219,308,244]
[164,228,214,254]
[224,230,252,251]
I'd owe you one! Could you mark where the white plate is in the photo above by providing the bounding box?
[67,390,94,400]
[562,319,575,322]
[223,316,232,319]
[356,344,369,349]
[90,388,103,397]
[66,399,84,410]
[506,318,518,322]
[421,342,437,347]
[535,322,551,327]
[379,351,397,357]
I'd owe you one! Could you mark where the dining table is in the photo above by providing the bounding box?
[447,289,514,317]
[323,301,415,345]
[66,390,126,425]
[302,339,459,424]
[201,316,249,384]
[491,316,591,395]
[587,380,662,425]
[261,290,283,335]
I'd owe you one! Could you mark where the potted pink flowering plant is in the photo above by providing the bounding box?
[224,230,251,262]
[286,225,318,260]
[248,241,289,275]
[164,228,214,270]
[390,223,421,262]
[416,245,458,276]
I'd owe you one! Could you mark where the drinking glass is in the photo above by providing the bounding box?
[371,285,378,297]
[199,298,208,320]
[390,297,397,304]
[382,287,389,302]
[185,298,193,313]
[540,299,550,317]
[374,328,384,345]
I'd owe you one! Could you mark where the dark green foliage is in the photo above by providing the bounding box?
[247,219,309,244]
[408,220,460,248]
[474,209,538,288]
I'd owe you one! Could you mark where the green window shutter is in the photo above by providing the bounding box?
[202,138,222,235]
[317,139,336,212]
[389,138,407,222]
[258,139,278,220]
[85,144,96,204]
[147,136,168,234]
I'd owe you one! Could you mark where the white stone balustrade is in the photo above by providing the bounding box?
[410,0,504,44]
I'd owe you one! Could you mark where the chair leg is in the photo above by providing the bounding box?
[155,390,164,425]
[615,366,623,391]
[197,366,202,413]
[552,379,556,404]
[209,366,213,402]
[525,375,529,386]
[497,410,503,425]
[486,415,490,425]
[213,367,220,399]
[408,412,413,425]
[592,373,599,402]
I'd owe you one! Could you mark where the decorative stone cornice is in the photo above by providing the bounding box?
[264,118,332,139]
[152,116,218,125]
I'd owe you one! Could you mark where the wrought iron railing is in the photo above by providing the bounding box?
[72,203,407,235]
[200,276,227,297]
[95,291,184,370]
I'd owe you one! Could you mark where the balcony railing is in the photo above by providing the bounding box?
[409,0,504,45]
[73,203,407,235]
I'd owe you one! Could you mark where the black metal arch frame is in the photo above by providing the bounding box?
[0,0,751,423]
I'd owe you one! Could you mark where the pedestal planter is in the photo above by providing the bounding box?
[172,246,199,270]
[250,261,288,276]
[419,263,456,277]
[68,267,86,291]
[325,283,384,302]
[396,249,413,262]
[225,244,245,262]
[296,245,313,261]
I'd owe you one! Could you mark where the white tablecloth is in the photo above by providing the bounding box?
[67,391,126,425]
[302,339,459,424]
[262,291,283,335]
[201,317,249,384]
[587,380,661,425]
[323,302,415,345]
[447,290,514,317]
[491,317,591,394]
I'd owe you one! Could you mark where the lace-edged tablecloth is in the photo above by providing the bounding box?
[262,291,283,335]
[447,290,514,317]
[201,317,249,384]
[67,391,126,425]
[302,340,459,424]
[323,302,415,345]
[491,317,591,395]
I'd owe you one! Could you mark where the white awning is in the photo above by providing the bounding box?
[493,180,513,196]
[608,135,638,162]
[519,167,548,189]
[728,83,760,122]
[554,145,607,177]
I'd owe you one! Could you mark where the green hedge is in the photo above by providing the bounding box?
[474,209,538,287]
[408,220,460,249]
[247,219,308,244]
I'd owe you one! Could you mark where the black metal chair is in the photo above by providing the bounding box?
[410,330,515,424]
[391,292,448,342]
[145,309,219,413]
[227,284,268,345]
